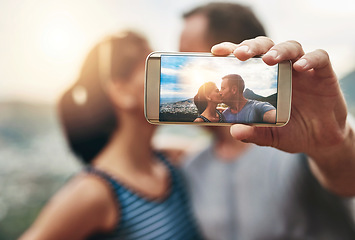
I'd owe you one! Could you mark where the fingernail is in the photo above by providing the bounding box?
[235,45,250,53]
[211,45,217,53]
[265,50,278,59]
[295,58,308,68]
[230,125,237,136]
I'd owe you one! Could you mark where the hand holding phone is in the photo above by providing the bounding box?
[211,37,351,162]
[145,52,292,126]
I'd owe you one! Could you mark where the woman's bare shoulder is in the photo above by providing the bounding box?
[61,173,116,209]
[19,173,118,240]
[64,173,114,201]
[52,173,118,227]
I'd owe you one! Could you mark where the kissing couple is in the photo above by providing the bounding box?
[193,74,276,124]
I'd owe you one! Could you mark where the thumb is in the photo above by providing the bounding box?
[230,124,277,147]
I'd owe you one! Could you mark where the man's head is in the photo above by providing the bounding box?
[220,74,245,105]
[179,2,266,52]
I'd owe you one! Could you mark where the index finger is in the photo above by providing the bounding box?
[212,37,275,61]
[211,42,238,56]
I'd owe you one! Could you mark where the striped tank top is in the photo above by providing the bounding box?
[196,110,225,123]
[86,153,203,240]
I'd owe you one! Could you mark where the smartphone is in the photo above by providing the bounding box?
[145,52,292,126]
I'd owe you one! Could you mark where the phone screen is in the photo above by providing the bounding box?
[159,55,279,124]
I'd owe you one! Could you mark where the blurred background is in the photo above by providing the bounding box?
[0,0,355,238]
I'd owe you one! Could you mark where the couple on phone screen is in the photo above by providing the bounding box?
[193,74,276,123]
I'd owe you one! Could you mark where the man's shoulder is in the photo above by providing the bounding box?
[246,99,275,112]
[247,99,273,106]
[184,144,302,170]
[183,145,213,170]
[239,145,301,165]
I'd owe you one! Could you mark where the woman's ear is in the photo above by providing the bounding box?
[106,79,137,110]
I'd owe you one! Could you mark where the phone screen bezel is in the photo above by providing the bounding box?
[145,52,291,126]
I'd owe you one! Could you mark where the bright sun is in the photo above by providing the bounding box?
[39,11,81,61]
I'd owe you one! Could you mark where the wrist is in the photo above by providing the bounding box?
[311,121,354,160]
[308,121,355,196]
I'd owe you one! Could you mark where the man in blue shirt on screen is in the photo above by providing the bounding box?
[220,74,276,123]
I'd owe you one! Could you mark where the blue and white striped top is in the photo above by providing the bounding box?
[86,153,203,240]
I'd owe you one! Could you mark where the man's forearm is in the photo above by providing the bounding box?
[309,119,355,196]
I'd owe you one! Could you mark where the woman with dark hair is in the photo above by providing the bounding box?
[20,31,202,240]
[193,81,224,123]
